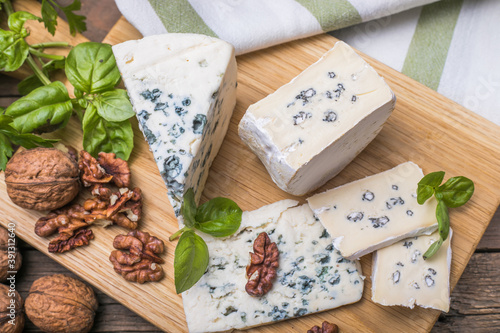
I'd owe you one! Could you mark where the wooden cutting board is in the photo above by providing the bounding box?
[2,6,500,332]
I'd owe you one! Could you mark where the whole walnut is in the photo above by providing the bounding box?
[0,227,22,282]
[0,283,25,333]
[25,274,98,333]
[5,148,80,211]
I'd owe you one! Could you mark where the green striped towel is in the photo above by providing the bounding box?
[115,0,500,125]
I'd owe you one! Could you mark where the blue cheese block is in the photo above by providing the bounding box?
[113,34,237,216]
[239,41,395,196]
[372,230,452,312]
[182,200,364,332]
[307,162,438,260]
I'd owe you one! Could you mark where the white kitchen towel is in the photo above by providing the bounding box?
[115,0,500,125]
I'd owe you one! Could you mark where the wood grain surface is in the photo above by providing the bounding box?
[1,1,499,332]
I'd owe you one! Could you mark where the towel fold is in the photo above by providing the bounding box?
[115,0,500,125]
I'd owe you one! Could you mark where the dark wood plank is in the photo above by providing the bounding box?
[53,0,121,42]
[477,207,500,251]
[431,253,500,332]
[0,75,21,98]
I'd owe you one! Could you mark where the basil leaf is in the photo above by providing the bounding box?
[436,200,450,241]
[181,188,197,228]
[94,89,134,122]
[74,88,84,99]
[0,114,13,127]
[0,29,29,72]
[436,176,474,208]
[82,104,133,160]
[423,237,443,260]
[417,171,445,205]
[8,11,40,34]
[18,75,44,95]
[5,82,72,134]
[66,42,120,93]
[174,230,209,294]
[0,132,14,171]
[195,197,242,237]
[41,0,58,36]
[59,0,86,36]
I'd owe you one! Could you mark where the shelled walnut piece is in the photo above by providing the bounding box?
[4,147,79,211]
[35,205,94,253]
[245,232,279,297]
[0,284,24,333]
[79,150,130,188]
[0,227,22,282]
[307,321,339,333]
[25,274,98,333]
[110,230,165,283]
[83,186,142,229]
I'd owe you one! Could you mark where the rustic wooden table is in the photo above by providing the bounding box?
[1,1,498,332]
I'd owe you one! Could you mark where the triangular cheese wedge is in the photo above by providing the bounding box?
[113,34,237,216]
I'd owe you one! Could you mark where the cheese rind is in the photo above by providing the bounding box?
[182,200,364,332]
[238,41,395,196]
[113,34,237,216]
[307,162,438,260]
[371,230,452,312]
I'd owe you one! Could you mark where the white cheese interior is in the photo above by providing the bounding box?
[113,34,237,216]
[239,41,395,196]
[307,162,438,260]
[182,200,364,332]
[372,230,452,312]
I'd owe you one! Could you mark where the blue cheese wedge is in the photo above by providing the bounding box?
[372,230,452,312]
[182,200,364,332]
[307,162,438,260]
[238,41,395,196]
[113,34,237,216]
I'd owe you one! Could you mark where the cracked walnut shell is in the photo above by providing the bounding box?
[25,274,98,333]
[0,284,24,333]
[5,148,79,211]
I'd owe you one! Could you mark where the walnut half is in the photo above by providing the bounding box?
[245,232,279,297]
[109,230,165,284]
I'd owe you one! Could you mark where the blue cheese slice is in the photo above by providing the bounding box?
[307,162,438,260]
[238,41,395,196]
[113,34,237,216]
[372,230,452,312]
[182,200,364,332]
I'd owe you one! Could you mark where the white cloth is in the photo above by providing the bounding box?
[115,0,500,125]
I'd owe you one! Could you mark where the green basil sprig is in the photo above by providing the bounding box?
[0,2,135,170]
[171,188,242,294]
[417,171,474,259]
[1,40,135,166]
